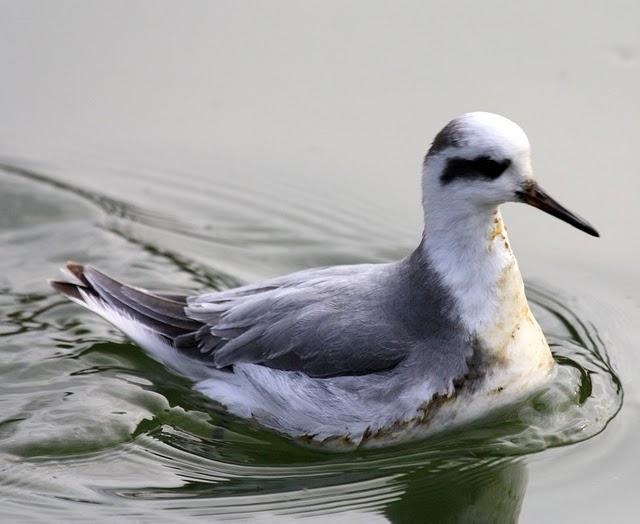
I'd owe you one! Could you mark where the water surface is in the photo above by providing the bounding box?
[1,2,639,522]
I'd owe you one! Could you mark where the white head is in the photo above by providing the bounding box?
[422,112,598,236]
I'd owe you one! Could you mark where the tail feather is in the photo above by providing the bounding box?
[83,267,200,331]
[51,262,221,380]
[65,261,92,287]
[49,279,91,302]
[50,261,200,341]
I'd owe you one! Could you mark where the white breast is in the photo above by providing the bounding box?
[424,210,554,396]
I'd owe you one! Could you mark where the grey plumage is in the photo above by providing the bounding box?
[424,118,464,159]
[51,248,476,444]
[191,244,470,379]
[53,246,473,385]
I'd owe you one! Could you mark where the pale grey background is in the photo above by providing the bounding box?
[1,1,638,522]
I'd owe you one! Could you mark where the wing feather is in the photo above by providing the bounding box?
[53,262,410,378]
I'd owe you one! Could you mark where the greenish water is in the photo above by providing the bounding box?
[0,163,627,522]
[1,2,639,522]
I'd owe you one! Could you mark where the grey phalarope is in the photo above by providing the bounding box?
[51,112,599,448]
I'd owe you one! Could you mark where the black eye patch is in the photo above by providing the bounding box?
[440,156,511,186]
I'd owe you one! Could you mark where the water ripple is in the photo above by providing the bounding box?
[0,158,624,522]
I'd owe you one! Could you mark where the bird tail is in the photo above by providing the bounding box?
[50,261,199,338]
[50,261,214,379]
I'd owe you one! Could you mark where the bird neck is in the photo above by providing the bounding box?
[421,202,554,389]
[421,203,519,335]
[422,203,553,391]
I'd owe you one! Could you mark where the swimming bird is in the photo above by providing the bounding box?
[50,112,599,448]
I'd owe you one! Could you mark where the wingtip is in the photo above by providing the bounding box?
[49,279,85,301]
[65,260,84,273]
[63,261,91,286]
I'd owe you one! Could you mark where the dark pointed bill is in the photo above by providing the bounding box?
[516,181,600,237]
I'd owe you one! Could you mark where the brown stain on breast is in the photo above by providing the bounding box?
[475,212,554,394]
[478,234,554,392]
[488,215,506,251]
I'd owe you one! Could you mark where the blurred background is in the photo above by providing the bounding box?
[2,1,639,280]
[1,2,638,522]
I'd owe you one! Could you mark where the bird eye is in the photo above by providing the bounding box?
[440,156,511,185]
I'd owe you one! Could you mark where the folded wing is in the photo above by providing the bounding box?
[52,262,409,378]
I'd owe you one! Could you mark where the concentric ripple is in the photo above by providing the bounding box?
[0,160,623,522]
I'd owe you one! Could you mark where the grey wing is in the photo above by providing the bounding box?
[184,265,411,377]
[51,263,411,378]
